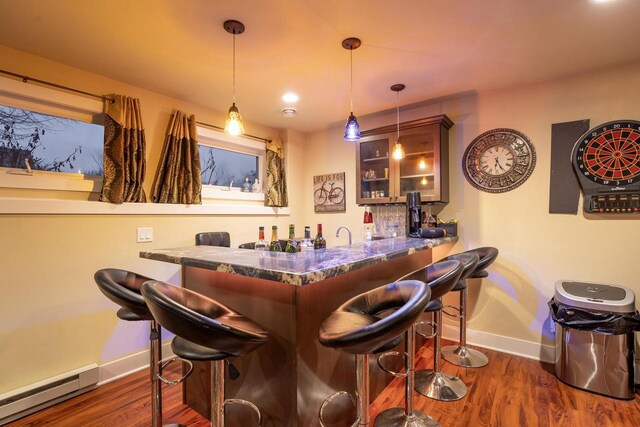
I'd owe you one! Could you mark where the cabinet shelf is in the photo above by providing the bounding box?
[404,151,434,157]
[362,178,389,182]
[400,174,435,179]
[362,156,389,163]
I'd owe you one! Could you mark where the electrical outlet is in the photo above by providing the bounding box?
[137,227,153,243]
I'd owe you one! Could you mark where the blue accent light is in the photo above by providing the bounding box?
[344,113,361,141]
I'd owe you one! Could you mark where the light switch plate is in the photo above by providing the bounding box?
[137,227,153,243]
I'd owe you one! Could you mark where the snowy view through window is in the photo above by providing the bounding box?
[199,144,258,187]
[0,105,104,175]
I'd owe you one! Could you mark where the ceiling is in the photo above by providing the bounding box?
[1,0,639,133]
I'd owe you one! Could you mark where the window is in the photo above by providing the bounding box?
[197,125,265,200]
[0,104,104,175]
[199,145,258,187]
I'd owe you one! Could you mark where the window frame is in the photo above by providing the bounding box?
[196,125,266,202]
[0,76,104,193]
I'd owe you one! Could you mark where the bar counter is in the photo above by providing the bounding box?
[141,236,457,426]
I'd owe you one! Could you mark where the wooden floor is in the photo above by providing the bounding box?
[7,341,640,426]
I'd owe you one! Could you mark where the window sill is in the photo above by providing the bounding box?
[0,168,102,192]
[0,197,290,215]
[201,186,264,201]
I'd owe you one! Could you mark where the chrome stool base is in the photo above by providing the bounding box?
[441,345,488,368]
[414,370,467,401]
[374,408,440,427]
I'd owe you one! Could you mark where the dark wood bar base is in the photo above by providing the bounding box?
[181,244,453,426]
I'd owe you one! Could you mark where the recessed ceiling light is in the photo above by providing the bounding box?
[282,107,297,117]
[282,92,299,103]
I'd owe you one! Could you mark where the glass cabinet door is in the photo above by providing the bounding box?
[357,137,391,202]
[396,127,439,201]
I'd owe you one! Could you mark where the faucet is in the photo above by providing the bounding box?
[336,226,352,245]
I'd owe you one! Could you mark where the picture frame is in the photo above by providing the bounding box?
[313,172,346,212]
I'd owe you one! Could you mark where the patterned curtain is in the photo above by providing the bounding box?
[265,137,288,207]
[99,94,147,203]
[151,110,202,204]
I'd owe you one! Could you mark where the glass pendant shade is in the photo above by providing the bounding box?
[392,140,405,160]
[344,112,361,141]
[224,103,245,136]
[418,156,427,169]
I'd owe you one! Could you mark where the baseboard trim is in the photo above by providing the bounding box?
[97,341,175,386]
[441,324,556,364]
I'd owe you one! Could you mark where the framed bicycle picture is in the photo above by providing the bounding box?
[313,172,346,212]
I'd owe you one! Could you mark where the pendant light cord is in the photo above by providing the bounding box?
[396,91,400,140]
[350,48,354,113]
[232,33,236,104]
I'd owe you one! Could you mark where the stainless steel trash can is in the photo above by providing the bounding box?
[553,280,636,399]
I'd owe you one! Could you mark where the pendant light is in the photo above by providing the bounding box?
[342,37,362,141]
[223,20,245,136]
[391,84,406,160]
[418,156,427,169]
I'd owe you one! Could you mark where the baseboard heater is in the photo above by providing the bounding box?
[0,364,99,425]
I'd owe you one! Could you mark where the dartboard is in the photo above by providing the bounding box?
[573,120,640,186]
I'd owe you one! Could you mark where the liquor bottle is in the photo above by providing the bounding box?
[363,207,373,241]
[284,224,298,253]
[242,177,252,192]
[269,226,282,252]
[254,226,269,251]
[299,226,314,252]
[313,224,326,249]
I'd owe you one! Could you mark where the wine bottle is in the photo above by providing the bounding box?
[299,226,314,252]
[314,224,326,249]
[269,226,282,252]
[284,224,298,253]
[254,226,269,251]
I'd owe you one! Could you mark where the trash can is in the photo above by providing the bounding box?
[549,280,640,399]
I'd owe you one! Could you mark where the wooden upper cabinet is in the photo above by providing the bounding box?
[355,114,453,205]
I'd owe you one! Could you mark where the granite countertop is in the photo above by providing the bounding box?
[140,236,458,286]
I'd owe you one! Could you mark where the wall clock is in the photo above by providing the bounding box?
[571,119,640,214]
[462,128,536,193]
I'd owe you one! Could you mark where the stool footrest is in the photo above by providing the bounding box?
[376,351,409,378]
[415,320,437,340]
[318,391,359,427]
[157,357,194,385]
[224,398,262,426]
[442,305,462,319]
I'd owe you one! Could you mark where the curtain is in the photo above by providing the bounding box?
[265,137,288,207]
[99,94,147,203]
[151,110,202,204]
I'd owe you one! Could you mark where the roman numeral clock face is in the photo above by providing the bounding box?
[462,128,536,193]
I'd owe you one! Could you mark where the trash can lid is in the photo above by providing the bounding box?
[554,280,635,313]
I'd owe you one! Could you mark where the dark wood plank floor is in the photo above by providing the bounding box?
[7,341,640,426]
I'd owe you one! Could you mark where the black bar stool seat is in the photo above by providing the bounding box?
[141,281,268,427]
[319,280,431,427]
[196,232,231,247]
[441,247,498,368]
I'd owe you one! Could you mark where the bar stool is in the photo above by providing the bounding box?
[141,281,269,427]
[441,247,499,368]
[196,232,231,247]
[95,269,190,427]
[375,259,464,426]
[410,254,476,402]
[318,280,431,427]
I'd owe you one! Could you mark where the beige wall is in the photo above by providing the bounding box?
[305,62,640,354]
[0,45,305,393]
[1,43,638,394]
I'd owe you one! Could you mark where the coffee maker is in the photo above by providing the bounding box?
[406,191,422,237]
